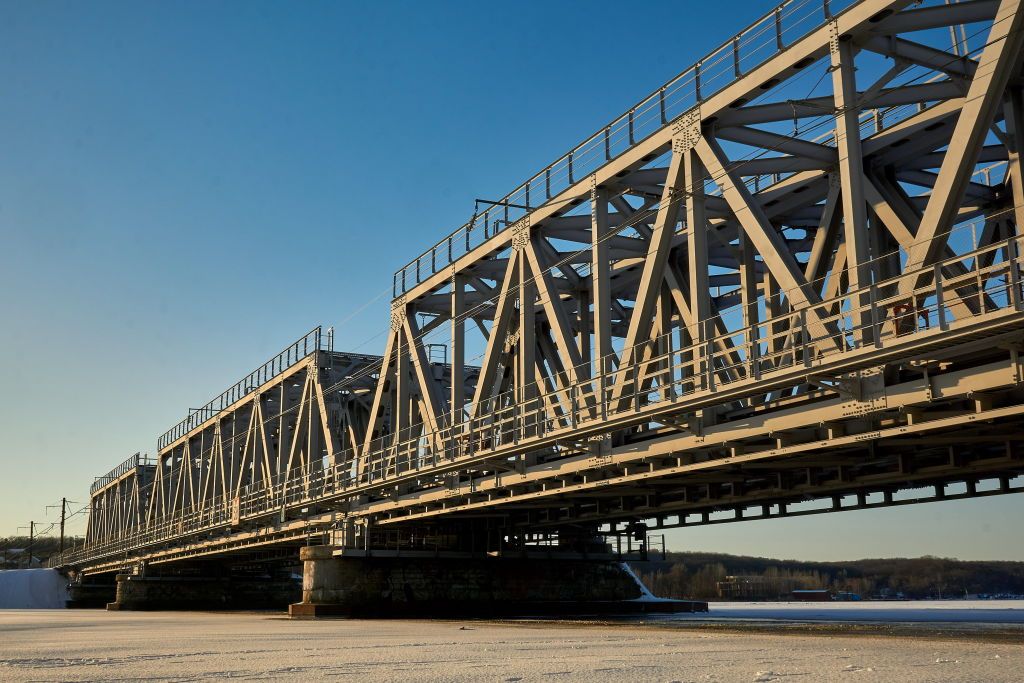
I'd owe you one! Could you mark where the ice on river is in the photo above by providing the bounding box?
[0,610,1021,682]
[683,599,1024,624]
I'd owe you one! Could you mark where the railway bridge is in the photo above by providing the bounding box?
[53,0,1024,615]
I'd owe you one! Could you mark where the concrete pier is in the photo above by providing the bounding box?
[107,573,299,611]
[68,581,116,608]
[288,546,708,617]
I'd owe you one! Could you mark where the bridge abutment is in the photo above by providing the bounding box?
[288,545,707,618]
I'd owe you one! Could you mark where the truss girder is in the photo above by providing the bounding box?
[328,0,1024,531]
[73,0,1024,572]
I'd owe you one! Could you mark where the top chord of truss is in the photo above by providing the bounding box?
[392,0,866,296]
[156,326,333,450]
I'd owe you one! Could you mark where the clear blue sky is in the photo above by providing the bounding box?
[1,0,1020,560]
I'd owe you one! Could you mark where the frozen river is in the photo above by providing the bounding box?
[685,599,1024,624]
[0,609,1021,682]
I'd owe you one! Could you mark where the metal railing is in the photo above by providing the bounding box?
[392,0,862,295]
[156,326,329,451]
[90,453,155,495]
[62,233,1024,569]
[368,238,1024,483]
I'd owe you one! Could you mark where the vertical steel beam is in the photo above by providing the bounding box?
[1005,85,1024,234]
[518,249,537,421]
[739,233,759,329]
[591,186,614,385]
[738,231,759,382]
[395,322,410,445]
[766,274,784,368]
[685,146,711,406]
[577,285,591,372]
[276,382,287,479]
[830,31,873,343]
[685,148,710,327]
[450,275,466,427]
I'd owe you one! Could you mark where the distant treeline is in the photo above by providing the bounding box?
[632,551,1024,600]
[1,535,85,565]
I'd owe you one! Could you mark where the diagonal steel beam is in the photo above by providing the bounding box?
[403,313,445,436]
[695,135,841,352]
[715,125,837,164]
[360,328,397,460]
[874,0,999,34]
[524,236,586,383]
[717,81,965,127]
[863,35,977,80]
[613,141,688,399]
[470,249,520,418]
[902,0,1024,284]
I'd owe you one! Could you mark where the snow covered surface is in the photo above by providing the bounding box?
[620,561,678,602]
[0,570,68,609]
[0,610,1020,682]
[672,600,1024,624]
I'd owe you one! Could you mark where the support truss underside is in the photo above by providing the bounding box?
[73,0,1024,574]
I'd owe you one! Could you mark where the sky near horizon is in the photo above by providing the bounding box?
[0,0,1021,561]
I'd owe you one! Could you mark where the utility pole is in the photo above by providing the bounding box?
[17,522,36,568]
[59,498,67,555]
[46,498,76,559]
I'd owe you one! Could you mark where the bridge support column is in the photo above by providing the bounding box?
[106,572,300,611]
[289,546,708,618]
[68,580,116,608]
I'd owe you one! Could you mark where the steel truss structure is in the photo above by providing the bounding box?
[147,342,380,528]
[86,453,155,546]
[63,0,1024,574]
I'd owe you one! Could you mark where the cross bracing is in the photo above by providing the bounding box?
[60,0,1024,574]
